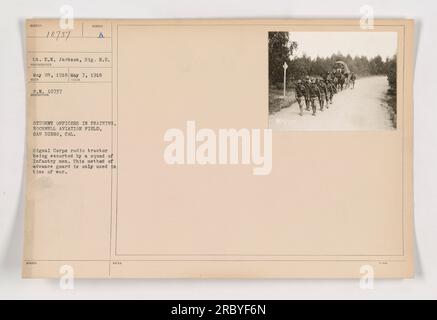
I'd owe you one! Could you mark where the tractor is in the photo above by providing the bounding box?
[332,60,351,91]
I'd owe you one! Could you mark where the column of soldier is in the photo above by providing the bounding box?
[294,76,339,117]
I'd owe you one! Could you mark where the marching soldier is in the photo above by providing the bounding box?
[295,79,307,116]
[304,76,311,111]
[344,72,350,89]
[323,80,330,108]
[308,78,321,116]
[332,79,338,96]
[325,79,335,105]
[333,76,339,92]
[291,71,355,119]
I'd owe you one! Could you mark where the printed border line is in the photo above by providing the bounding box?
[27,82,112,84]
[24,259,406,262]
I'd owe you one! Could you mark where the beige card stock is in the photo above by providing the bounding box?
[23,19,414,278]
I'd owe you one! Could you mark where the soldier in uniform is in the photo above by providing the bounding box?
[324,79,330,108]
[325,79,334,105]
[344,72,350,89]
[332,79,338,96]
[304,76,311,111]
[333,76,339,92]
[308,78,321,116]
[350,72,356,89]
[317,79,327,111]
[295,79,307,116]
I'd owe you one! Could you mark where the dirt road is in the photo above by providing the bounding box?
[269,76,395,131]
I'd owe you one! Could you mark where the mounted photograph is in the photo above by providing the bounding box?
[268,31,398,131]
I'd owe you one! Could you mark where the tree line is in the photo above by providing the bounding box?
[268,32,397,88]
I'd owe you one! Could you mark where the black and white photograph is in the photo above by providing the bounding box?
[268,31,398,130]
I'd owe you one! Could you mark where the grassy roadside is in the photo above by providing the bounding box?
[269,87,296,114]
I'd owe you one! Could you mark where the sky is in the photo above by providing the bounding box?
[290,32,398,60]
